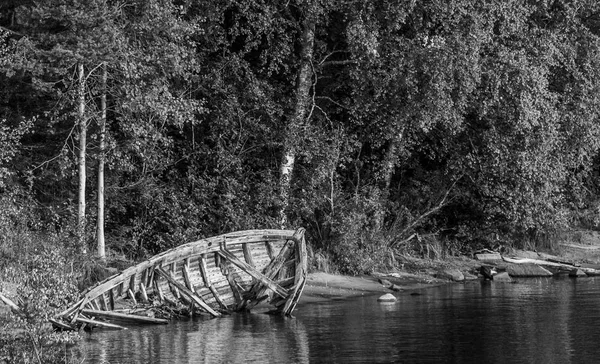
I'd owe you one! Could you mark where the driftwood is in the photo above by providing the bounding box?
[503,256,600,276]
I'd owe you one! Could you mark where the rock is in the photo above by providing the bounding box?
[437,269,465,282]
[506,264,552,277]
[378,278,402,291]
[569,268,587,277]
[512,250,540,259]
[463,272,479,280]
[492,272,513,282]
[475,253,502,262]
[377,293,397,302]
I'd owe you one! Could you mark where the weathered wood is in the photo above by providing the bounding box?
[182,259,194,292]
[217,248,289,298]
[99,293,108,311]
[199,254,210,287]
[108,289,115,310]
[129,275,136,293]
[155,267,220,317]
[283,228,307,315]
[81,309,168,324]
[56,297,84,319]
[49,317,75,331]
[265,241,275,259]
[243,239,295,310]
[139,283,148,302]
[223,263,243,308]
[52,228,307,330]
[75,316,127,330]
[128,289,137,305]
[243,244,255,267]
[154,279,164,303]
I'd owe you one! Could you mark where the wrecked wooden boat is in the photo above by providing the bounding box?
[52,228,307,330]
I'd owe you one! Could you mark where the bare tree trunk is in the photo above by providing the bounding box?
[279,8,316,228]
[97,62,107,260]
[77,62,87,254]
[382,136,399,192]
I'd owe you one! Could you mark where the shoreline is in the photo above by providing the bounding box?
[297,271,452,305]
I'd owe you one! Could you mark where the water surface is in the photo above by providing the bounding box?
[75,277,600,363]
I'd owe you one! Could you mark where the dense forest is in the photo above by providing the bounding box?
[2,0,600,275]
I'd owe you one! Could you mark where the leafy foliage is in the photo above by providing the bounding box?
[2,0,600,276]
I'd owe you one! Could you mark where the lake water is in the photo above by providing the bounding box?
[73,276,600,363]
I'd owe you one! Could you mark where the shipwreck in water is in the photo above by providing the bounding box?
[50,228,307,330]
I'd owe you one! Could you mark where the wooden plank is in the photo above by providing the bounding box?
[223,263,243,308]
[197,254,230,307]
[129,275,136,293]
[243,244,255,267]
[155,267,220,317]
[139,282,148,302]
[182,259,194,292]
[75,316,127,330]
[108,288,115,310]
[154,278,164,302]
[282,228,307,315]
[55,297,84,319]
[116,282,124,298]
[49,318,75,331]
[128,289,137,305]
[199,254,210,287]
[81,309,169,324]
[217,248,288,298]
[99,293,108,311]
[265,241,274,259]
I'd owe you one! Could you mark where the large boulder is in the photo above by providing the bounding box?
[436,269,465,282]
[506,264,552,277]
[492,272,513,282]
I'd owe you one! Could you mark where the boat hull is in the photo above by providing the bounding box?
[53,228,307,330]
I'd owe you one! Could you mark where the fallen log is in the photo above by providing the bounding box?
[502,256,574,269]
[80,309,169,325]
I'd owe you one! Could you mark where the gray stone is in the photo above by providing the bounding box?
[377,293,397,302]
[492,272,513,282]
[569,268,587,277]
[463,272,479,280]
[475,253,502,262]
[506,264,553,277]
[437,269,465,282]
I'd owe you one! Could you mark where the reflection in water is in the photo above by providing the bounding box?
[76,277,600,363]
[75,312,309,363]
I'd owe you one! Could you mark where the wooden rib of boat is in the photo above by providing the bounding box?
[52,228,307,330]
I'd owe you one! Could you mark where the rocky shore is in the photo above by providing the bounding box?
[299,237,600,305]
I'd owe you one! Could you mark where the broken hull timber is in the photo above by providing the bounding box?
[53,228,308,330]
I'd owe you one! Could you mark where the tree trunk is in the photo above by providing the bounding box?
[97,62,107,260]
[77,62,87,254]
[279,8,316,228]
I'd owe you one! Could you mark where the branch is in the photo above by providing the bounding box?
[388,177,462,248]
[319,60,358,67]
